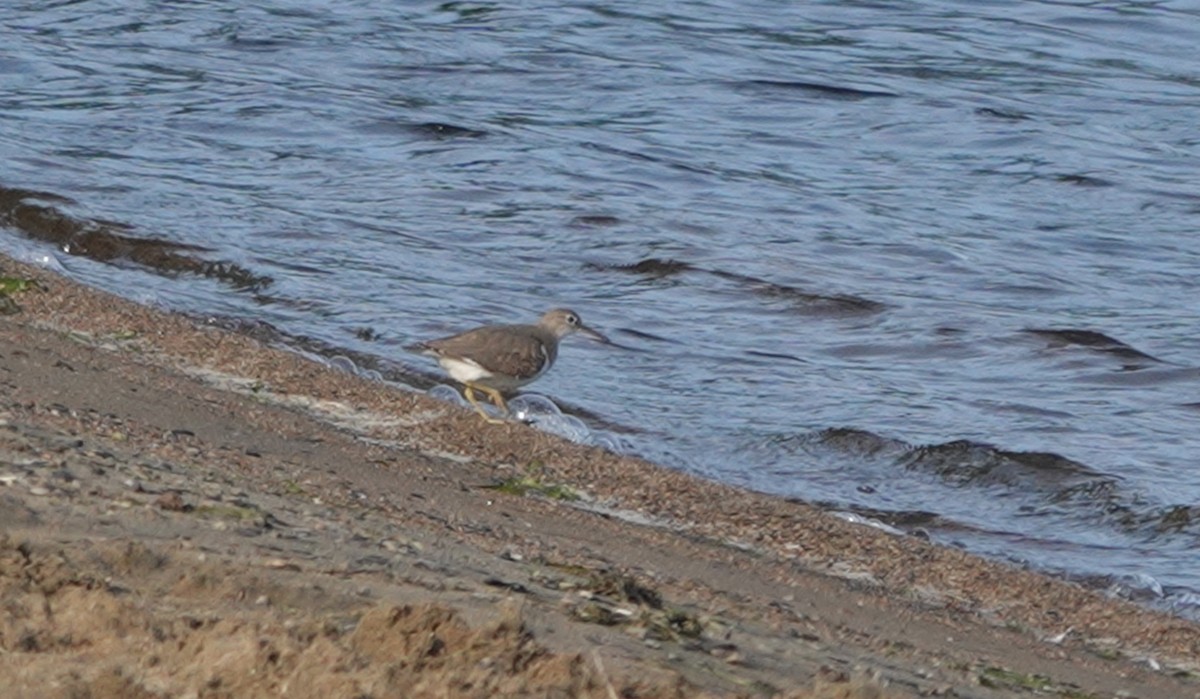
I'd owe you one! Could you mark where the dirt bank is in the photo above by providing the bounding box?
[1,252,1197,698]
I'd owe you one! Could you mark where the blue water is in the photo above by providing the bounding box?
[3,0,1200,615]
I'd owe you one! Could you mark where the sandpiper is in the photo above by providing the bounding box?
[411,308,608,423]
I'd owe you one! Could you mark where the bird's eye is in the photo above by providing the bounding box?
[568,314,579,325]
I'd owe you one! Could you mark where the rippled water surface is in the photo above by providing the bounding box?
[4,1,1200,615]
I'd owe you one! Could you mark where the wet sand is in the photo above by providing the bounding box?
[1,251,1198,698]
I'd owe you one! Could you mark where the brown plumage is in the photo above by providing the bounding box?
[412,308,607,423]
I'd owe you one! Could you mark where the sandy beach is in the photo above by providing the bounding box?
[1,251,1198,698]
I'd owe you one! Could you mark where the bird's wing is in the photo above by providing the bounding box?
[425,325,549,381]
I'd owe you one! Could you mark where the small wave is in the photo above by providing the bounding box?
[1024,327,1162,368]
[0,185,272,291]
[587,257,885,316]
[734,79,898,99]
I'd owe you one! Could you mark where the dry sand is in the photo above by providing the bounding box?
[1,251,1198,698]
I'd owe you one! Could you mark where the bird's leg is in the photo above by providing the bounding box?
[474,384,511,416]
[463,384,506,424]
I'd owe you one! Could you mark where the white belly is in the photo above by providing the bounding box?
[437,356,494,384]
[436,356,543,391]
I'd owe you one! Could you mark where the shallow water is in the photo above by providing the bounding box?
[4,0,1200,615]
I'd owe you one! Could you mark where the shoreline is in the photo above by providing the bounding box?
[1,250,1198,698]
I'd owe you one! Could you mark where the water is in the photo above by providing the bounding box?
[4,0,1200,616]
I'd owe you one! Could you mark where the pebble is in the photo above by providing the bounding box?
[156,491,189,511]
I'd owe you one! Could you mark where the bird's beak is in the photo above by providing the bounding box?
[579,324,611,345]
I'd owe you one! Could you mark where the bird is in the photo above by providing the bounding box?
[410,308,608,423]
